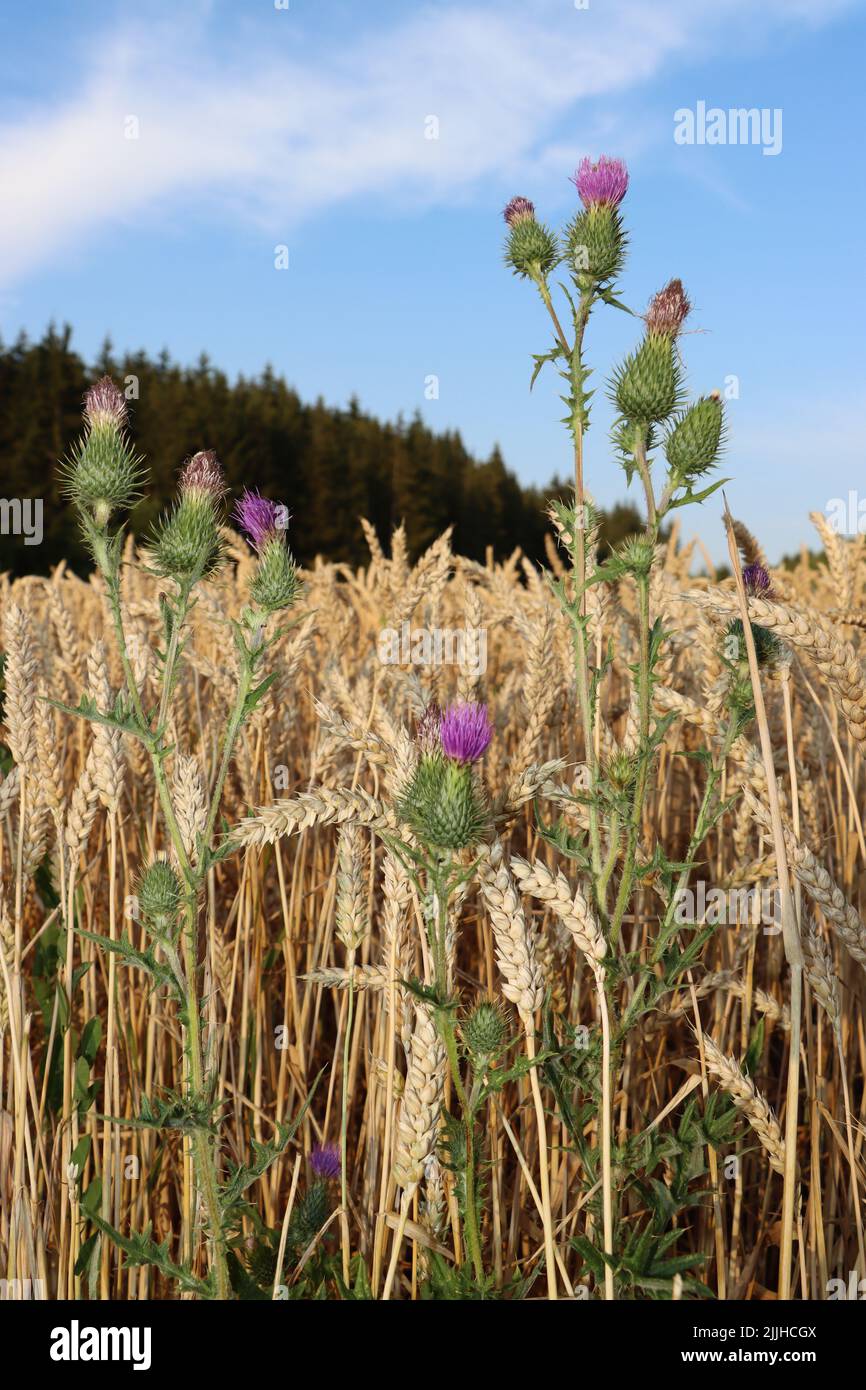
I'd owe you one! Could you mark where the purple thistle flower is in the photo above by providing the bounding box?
[416,703,443,754]
[84,376,128,430]
[309,1143,341,1180]
[571,156,629,209]
[503,195,536,227]
[439,702,493,765]
[233,488,283,552]
[743,563,772,597]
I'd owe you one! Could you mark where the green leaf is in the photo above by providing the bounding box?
[667,476,731,511]
[571,1234,607,1281]
[219,1073,323,1217]
[79,1015,102,1066]
[76,927,180,995]
[530,345,565,391]
[243,671,278,719]
[598,289,637,316]
[89,1213,214,1298]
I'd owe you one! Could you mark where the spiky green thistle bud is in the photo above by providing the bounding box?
[724,618,785,673]
[664,394,725,482]
[62,377,144,525]
[615,533,656,578]
[148,492,223,580]
[399,753,488,851]
[604,749,636,794]
[504,215,559,281]
[247,1240,278,1287]
[147,452,225,581]
[611,332,682,425]
[463,1000,509,1062]
[288,1180,330,1254]
[137,859,181,931]
[249,536,299,613]
[565,204,627,289]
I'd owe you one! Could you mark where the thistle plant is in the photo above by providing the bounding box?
[383,701,495,1293]
[56,383,306,1298]
[504,156,743,1297]
[6,148,859,1309]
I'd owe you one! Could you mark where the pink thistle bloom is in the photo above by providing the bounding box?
[743,563,772,597]
[439,702,493,765]
[180,450,226,499]
[84,376,128,430]
[572,156,629,209]
[233,488,285,552]
[503,195,536,227]
[309,1143,341,1181]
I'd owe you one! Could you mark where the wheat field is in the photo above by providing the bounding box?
[1,505,865,1303]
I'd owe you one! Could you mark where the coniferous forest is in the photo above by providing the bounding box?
[0,326,652,576]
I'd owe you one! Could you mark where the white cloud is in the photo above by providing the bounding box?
[0,0,858,285]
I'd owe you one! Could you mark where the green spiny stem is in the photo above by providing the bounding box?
[534,277,602,883]
[100,540,229,1299]
[201,639,257,853]
[617,716,740,1041]
[535,278,571,357]
[340,950,355,1284]
[595,810,621,911]
[633,428,657,533]
[438,1007,484,1281]
[427,861,484,1282]
[610,572,651,949]
[651,717,740,967]
[156,580,194,739]
[568,290,603,883]
[104,573,194,884]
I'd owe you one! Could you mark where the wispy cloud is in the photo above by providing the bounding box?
[0,0,857,285]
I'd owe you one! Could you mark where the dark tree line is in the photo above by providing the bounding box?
[0,325,645,577]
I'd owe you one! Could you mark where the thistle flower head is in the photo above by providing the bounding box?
[416,703,443,754]
[463,999,509,1061]
[743,563,772,597]
[646,278,691,338]
[504,214,559,280]
[180,450,226,500]
[439,701,493,764]
[399,705,492,849]
[63,376,143,524]
[309,1143,341,1181]
[83,376,128,431]
[503,195,536,227]
[572,155,629,209]
[605,748,636,794]
[234,489,284,552]
[137,859,181,931]
[725,617,784,672]
[147,451,225,582]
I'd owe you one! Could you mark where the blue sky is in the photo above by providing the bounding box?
[1,0,863,560]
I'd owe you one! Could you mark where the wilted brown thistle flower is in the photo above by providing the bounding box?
[180,450,226,499]
[646,278,691,338]
[83,375,128,430]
